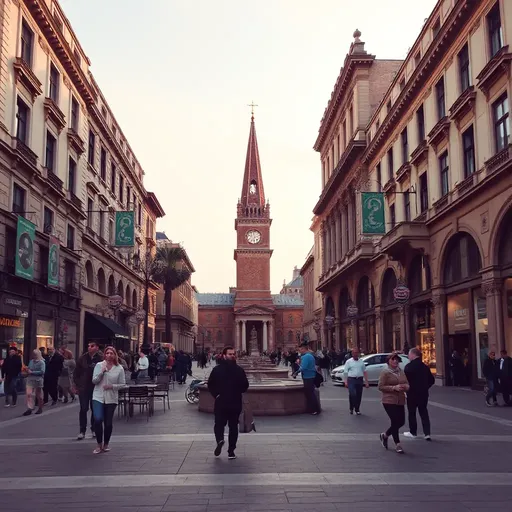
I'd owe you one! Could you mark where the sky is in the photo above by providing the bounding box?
[60,0,437,294]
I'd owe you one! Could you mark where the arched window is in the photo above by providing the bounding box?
[356,276,375,313]
[381,268,397,306]
[85,261,94,289]
[498,209,512,267]
[339,288,350,319]
[108,275,116,296]
[117,280,124,300]
[132,289,137,309]
[126,284,131,305]
[408,255,431,296]
[287,330,293,342]
[443,233,481,285]
[97,268,106,295]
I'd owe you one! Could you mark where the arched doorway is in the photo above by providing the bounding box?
[381,268,400,352]
[356,276,376,354]
[442,232,482,386]
[85,261,94,290]
[407,255,436,374]
[498,207,512,356]
[338,287,352,350]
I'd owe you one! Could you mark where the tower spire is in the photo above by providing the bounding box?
[240,107,266,209]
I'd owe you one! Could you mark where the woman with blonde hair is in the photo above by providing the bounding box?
[91,346,125,454]
[22,349,46,416]
[378,353,409,454]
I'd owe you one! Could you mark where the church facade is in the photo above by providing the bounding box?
[197,115,303,353]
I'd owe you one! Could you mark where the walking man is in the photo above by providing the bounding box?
[499,350,512,406]
[43,346,63,405]
[207,346,249,460]
[73,342,103,440]
[343,348,369,415]
[403,347,435,441]
[2,346,22,407]
[294,341,321,415]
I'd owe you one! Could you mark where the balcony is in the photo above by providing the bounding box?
[67,128,85,155]
[382,177,396,195]
[378,221,430,262]
[15,138,38,168]
[476,46,512,99]
[456,173,476,198]
[43,167,65,197]
[449,86,476,128]
[13,58,42,101]
[410,140,429,167]
[43,97,66,132]
[433,194,450,214]
[396,162,411,184]
[485,144,512,177]
[427,116,450,150]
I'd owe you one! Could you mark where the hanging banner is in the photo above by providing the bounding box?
[48,235,60,287]
[115,211,134,247]
[361,192,386,234]
[15,216,35,281]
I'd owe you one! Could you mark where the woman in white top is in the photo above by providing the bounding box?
[91,346,126,454]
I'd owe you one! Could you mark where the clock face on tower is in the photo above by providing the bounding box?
[246,230,261,244]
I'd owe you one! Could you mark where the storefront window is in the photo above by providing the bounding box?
[473,288,488,380]
[384,310,401,352]
[411,303,436,374]
[341,322,352,350]
[0,316,25,358]
[503,279,512,355]
[36,318,54,350]
[59,320,77,357]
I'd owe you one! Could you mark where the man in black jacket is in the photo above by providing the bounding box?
[499,350,512,406]
[43,346,63,405]
[403,347,435,441]
[207,346,249,460]
[1,346,23,407]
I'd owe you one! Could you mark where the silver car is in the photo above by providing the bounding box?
[331,353,409,385]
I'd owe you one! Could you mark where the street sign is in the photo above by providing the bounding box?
[15,216,35,280]
[48,235,60,287]
[115,211,135,247]
[361,192,386,234]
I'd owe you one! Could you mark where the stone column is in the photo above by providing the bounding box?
[325,223,331,268]
[330,219,336,265]
[235,320,240,351]
[335,209,342,263]
[321,223,327,273]
[242,320,247,353]
[347,199,354,252]
[263,320,268,352]
[375,307,382,353]
[334,319,341,351]
[431,292,446,385]
[341,206,348,256]
[269,320,274,351]
[483,278,504,352]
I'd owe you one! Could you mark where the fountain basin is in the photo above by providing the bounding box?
[198,379,319,416]
[243,368,290,379]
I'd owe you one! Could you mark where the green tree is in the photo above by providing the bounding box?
[152,245,191,344]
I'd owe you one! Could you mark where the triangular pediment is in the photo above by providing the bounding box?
[235,304,274,316]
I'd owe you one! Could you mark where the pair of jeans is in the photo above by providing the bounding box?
[303,377,320,413]
[92,401,117,445]
[383,404,405,444]
[26,385,43,411]
[486,379,497,403]
[4,377,18,405]
[347,377,364,412]
[43,377,58,403]
[79,389,95,434]
[214,406,240,452]
[407,394,431,436]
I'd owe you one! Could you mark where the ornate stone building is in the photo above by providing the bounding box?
[314,0,512,387]
[279,266,304,300]
[197,114,303,353]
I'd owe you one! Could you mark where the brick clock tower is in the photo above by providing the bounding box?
[233,113,275,354]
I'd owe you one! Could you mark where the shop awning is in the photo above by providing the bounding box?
[84,312,130,342]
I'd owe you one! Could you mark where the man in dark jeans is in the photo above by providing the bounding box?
[404,347,435,441]
[2,346,22,407]
[73,342,103,440]
[43,346,63,405]
[208,346,249,460]
[294,342,321,415]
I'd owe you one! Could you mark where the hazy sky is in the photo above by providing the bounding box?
[60,0,436,293]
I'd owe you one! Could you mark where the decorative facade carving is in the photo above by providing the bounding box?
[482,279,501,296]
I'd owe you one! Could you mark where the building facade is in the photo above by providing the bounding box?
[197,114,303,353]
[279,266,304,300]
[0,0,163,358]
[154,233,197,353]
[314,0,512,388]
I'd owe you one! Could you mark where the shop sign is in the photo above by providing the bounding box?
[4,298,22,307]
[48,236,60,288]
[0,316,22,328]
[393,284,410,304]
[361,192,385,234]
[115,211,135,247]
[15,216,35,281]
[447,293,470,334]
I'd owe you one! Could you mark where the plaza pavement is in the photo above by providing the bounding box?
[0,363,511,511]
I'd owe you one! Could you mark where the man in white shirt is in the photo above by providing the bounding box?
[343,348,369,415]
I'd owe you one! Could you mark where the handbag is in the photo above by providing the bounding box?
[314,371,324,388]
[239,396,256,433]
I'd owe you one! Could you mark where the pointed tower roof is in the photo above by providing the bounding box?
[240,113,266,207]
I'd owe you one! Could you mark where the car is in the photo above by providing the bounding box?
[331,353,409,385]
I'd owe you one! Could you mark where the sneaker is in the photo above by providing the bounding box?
[22,409,32,416]
[395,445,405,454]
[355,411,362,416]
[35,408,43,415]
[424,435,432,441]
[214,440,225,457]
[4,404,10,408]
[76,433,85,440]
[379,433,388,450]
[11,404,16,408]
[403,432,417,438]
[349,410,354,415]
[486,399,493,407]
[228,451,237,460]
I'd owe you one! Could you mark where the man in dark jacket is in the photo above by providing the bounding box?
[499,350,512,406]
[1,346,22,407]
[404,347,435,440]
[483,351,500,406]
[43,346,63,405]
[207,346,249,460]
[73,341,103,440]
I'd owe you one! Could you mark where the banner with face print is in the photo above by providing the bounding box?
[361,192,385,234]
[48,235,60,287]
[15,216,35,280]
